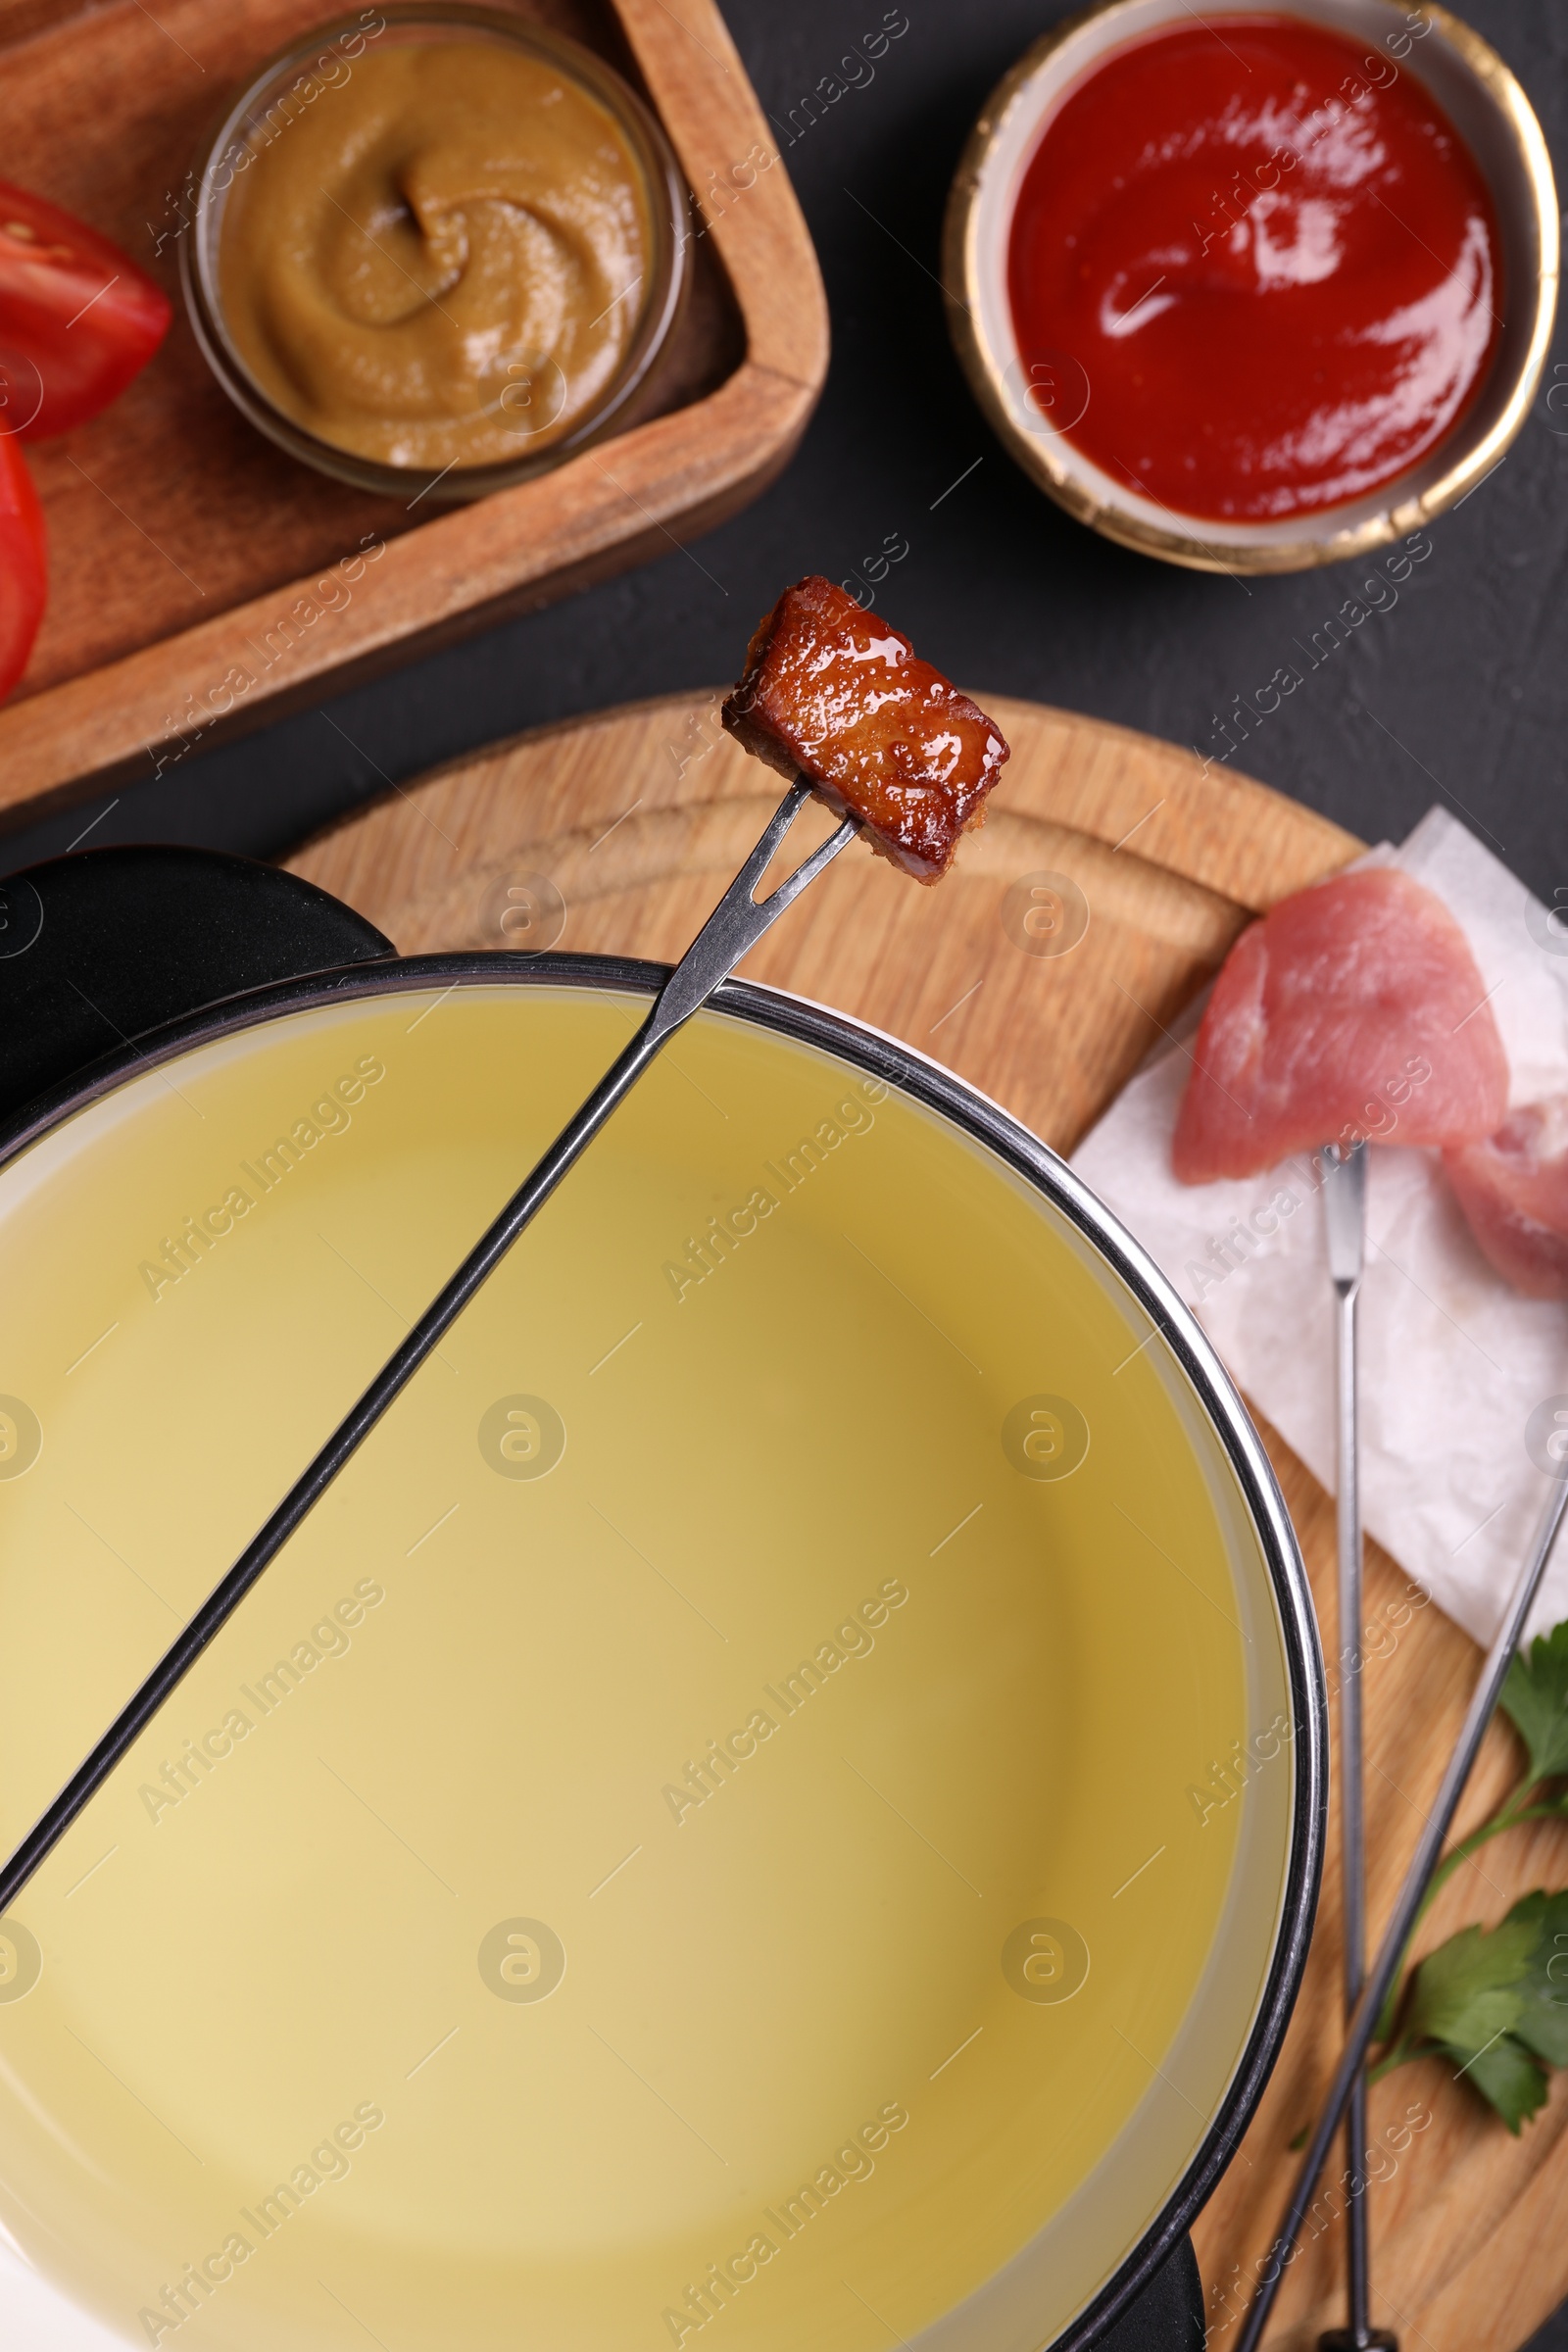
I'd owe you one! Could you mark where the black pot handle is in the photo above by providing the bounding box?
[0,845,393,1130]
[1097,2234,1205,2350]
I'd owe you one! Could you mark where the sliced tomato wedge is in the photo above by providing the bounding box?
[0,431,45,700]
[0,179,171,440]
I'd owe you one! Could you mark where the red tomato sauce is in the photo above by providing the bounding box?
[1006,16,1501,522]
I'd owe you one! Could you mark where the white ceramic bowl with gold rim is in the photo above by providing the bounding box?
[943,0,1559,574]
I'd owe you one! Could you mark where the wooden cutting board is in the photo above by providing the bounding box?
[285,691,1568,2351]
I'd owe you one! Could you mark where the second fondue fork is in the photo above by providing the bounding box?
[1317,1137,1396,2352]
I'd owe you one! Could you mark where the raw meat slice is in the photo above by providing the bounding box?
[721,575,1009,882]
[1172,866,1508,1183]
[1445,1099,1568,1298]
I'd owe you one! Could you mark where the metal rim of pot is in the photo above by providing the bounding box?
[0,943,1327,2352]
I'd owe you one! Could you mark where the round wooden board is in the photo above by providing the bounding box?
[286,691,1568,2350]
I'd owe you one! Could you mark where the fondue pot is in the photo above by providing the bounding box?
[0,846,1324,2352]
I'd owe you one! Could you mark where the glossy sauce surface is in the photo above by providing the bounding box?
[722,575,1010,882]
[220,39,652,470]
[1007,16,1501,521]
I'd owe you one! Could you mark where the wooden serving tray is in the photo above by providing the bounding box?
[286,691,1568,2351]
[0,0,826,822]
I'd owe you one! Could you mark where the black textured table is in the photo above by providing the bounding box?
[5,3,1566,2344]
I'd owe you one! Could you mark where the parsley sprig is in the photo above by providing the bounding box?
[1368,1621,1568,2132]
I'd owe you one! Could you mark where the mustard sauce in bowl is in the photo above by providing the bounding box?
[185,8,687,499]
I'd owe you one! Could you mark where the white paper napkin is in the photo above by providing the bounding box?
[1073,808,1568,1648]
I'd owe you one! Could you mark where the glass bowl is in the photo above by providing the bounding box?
[180,4,690,504]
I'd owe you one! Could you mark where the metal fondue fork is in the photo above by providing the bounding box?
[1236,1459,1568,2352]
[1317,1138,1396,2352]
[0,779,856,1916]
